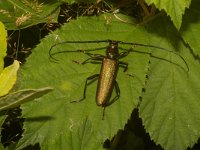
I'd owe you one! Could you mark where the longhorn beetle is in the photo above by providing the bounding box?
[49,40,189,119]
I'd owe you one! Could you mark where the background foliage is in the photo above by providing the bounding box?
[0,0,200,150]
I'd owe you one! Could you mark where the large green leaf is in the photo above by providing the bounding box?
[15,13,199,149]
[145,0,191,29]
[16,14,151,149]
[0,0,61,29]
[139,13,200,150]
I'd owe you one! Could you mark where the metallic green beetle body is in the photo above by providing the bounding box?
[95,41,124,107]
[96,57,119,106]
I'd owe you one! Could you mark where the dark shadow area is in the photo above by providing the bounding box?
[104,108,200,150]
[188,139,200,150]
[22,143,40,150]
[25,116,55,122]
[181,39,200,64]
[1,108,24,147]
[180,0,200,33]
[104,109,163,150]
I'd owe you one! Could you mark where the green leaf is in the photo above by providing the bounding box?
[145,0,191,29]
[0,0,61,29]
[139,14,200,150]
[16,14,150,149]
[0,87,53,111]
[180,0,200,57]
[0,60,20,97]
[0,21,7,72]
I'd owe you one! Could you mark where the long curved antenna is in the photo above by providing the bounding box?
[49,40,111,61]
[49,40,189,72]
[117,41,189,72]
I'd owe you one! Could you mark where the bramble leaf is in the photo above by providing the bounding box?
[145,0,191,29]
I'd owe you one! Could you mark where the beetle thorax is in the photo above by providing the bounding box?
[106,41,119,59]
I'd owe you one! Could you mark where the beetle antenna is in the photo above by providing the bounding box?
[118,41,189,72]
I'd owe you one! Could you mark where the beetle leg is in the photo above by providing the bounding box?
[83,52,104,58]
[73,57,102,65]
[118,51,130,59]
[119,61,135,78]
[102,107,106,120]
[71,74,99,103]
[105,81,120,107]
[119,61,128,72]
[113,81,120,102]
[73,55,104,65]
[101,81,120,120]
[75,49,105,59]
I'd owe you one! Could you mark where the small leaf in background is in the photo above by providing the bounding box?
[0,21,7,72]
[0,0,61,30]
[145,0,192,29]
[0,87,53,111]
[0,60,20,97]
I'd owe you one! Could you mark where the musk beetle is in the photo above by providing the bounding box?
[49,39,189,119]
